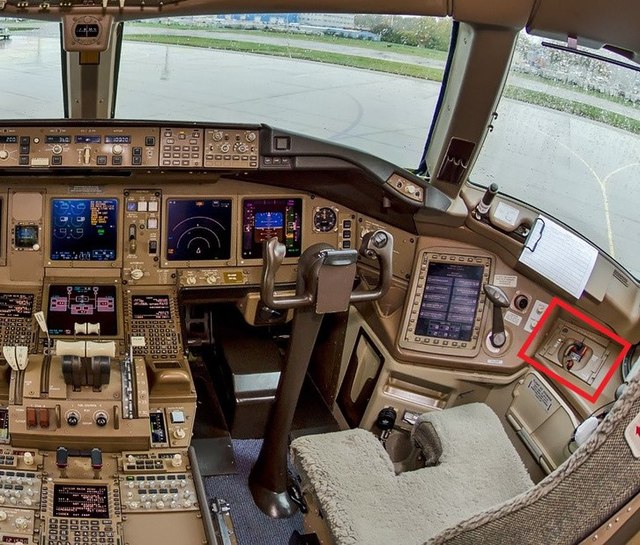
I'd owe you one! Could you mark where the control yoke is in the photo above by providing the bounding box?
[260,229,393,311]
[250,230,393,518]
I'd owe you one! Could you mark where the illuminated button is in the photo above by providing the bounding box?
[137,201,148,212]
[148,201,158,212]
[147,218,158,230]
[170,410,185,424]
[26,408,37,428]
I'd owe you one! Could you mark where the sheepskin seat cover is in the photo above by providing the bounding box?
[291,403,533,545]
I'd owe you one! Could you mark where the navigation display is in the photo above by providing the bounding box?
[414,262,484,342]
[0,293,34,319]
[47,285,117,336]
[166,199,232,261]
[132,295,171,320]
[53,484,109,519]
[242,198,302,259]
[50,199,118,261]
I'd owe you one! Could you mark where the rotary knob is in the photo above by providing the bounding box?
[156,500,165,509]
[245,131,257,142]
[0,150,9,160]
[173,428,186,440]
[205,275,217,285]
[14,516,28,530]
[0,511,6,521]
[185,276,197,286]
[23,452,34,466]
[234,142,248,153]
[22,497,32,507]
[130,269,144,281]
[171,453,182,468]
[95,412,108,427]
[51,144,63,155]
[112,144,124,155]
[66,412,79,426]
[220,143,231,153]
[211,130,224,142]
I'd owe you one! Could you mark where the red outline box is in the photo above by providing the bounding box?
[517,297,632,404]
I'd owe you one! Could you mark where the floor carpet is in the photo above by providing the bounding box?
[205,439,305,545]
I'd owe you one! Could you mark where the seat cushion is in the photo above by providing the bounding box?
[291,403,533,545]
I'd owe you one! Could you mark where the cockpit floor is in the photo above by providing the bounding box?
[205,439,304,545]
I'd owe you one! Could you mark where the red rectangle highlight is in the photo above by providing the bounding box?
[517,297,632,404]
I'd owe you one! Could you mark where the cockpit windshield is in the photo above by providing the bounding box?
[0,14,452,168]
[472,32,640,278]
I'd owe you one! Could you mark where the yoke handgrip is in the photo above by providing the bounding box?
[260,237,311,310]
[350,230,394,303]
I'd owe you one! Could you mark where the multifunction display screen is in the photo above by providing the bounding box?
[242,198,302,259]
[47,285,117,336]
[50,199,118,261]
[414,262,484,342]
[53,485,109,519]
[132,295,171,320]
[165,199,232,261]
[0,293,34,319]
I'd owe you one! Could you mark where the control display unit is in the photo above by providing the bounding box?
[53,484,110,519]
[400,251,492,357]
[47,285,117,336]
[241,198,302,259]
[165,199,232,262]
[0,293,34,318]
[50,199,118,261]
[131,295,171,320]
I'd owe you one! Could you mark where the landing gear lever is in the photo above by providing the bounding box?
[249,230,393,518]
[484,284,510,348]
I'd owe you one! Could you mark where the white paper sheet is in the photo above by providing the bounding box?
[519,216,598,298]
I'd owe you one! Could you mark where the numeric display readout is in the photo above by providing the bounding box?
[0,293,33,319]
[53,484,110,519]
[131,295,171,320]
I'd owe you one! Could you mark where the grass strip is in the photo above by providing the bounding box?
[125,33,639,134]
[504,86,640,135]
[125,33,445,81]
[128,22,449,61]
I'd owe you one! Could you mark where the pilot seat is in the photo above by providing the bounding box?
[291,374,640,545]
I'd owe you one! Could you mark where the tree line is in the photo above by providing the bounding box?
[354,15,451,51]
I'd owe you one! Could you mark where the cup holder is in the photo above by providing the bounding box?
[385,430,414,462]
[384,430,425,473]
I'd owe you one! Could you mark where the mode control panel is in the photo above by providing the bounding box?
[0,127,160,168]
[204,128,259,169]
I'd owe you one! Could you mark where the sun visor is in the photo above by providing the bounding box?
[527,0,640,62]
